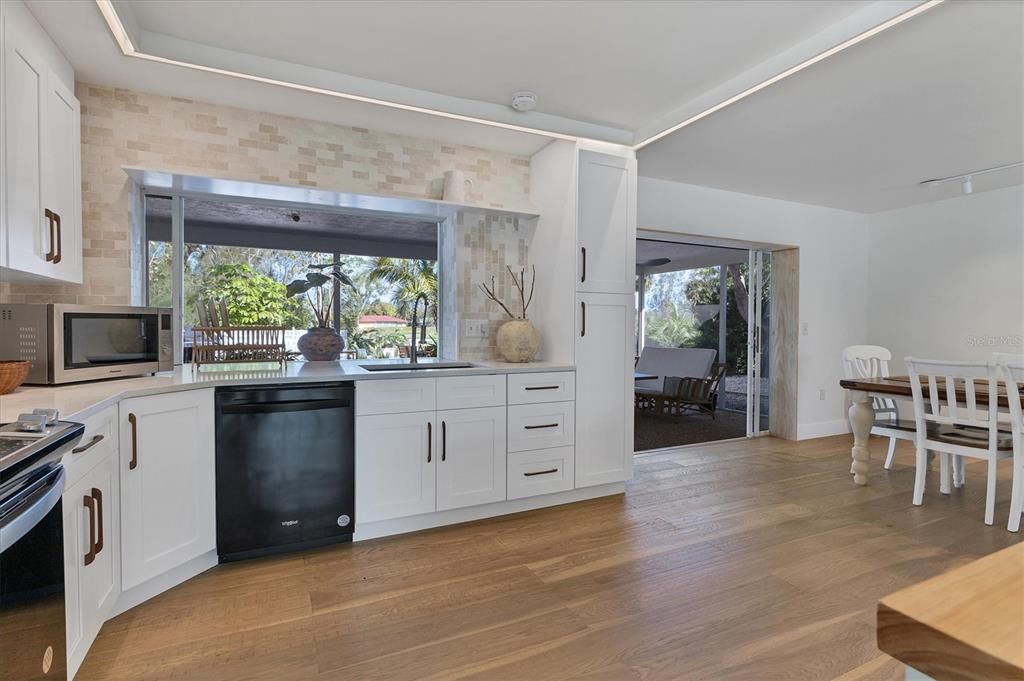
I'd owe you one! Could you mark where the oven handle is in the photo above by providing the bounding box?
[0,467,65,554]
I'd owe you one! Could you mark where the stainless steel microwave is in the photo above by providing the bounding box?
[0,304,174,384]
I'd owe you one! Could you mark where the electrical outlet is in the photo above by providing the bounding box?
[801,322,809,336]
[818,389,826,401]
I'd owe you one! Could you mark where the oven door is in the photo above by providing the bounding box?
[0,464,67,681]
[52,306,164,383]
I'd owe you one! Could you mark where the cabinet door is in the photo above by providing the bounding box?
[436,406,506,511]
[356,412,435,522]
[41,73,81,283]
[120,390,215,590]
[64,447,120,678]
[1,25,48,276]
[576,150,636,295]
[575,293,634,487]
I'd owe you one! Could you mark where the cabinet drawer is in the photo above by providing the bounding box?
[437,374,506,410]
[507,402,574,452]
[507,372,574,405]
[356,378,436,415]
[63,405,117,486]
[507,447,574,500]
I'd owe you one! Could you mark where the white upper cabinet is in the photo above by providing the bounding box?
[574,292,634,488]
[576,150,636,295]
[0,0,82,283]
[119,390,216,590]
[41,75,82,282]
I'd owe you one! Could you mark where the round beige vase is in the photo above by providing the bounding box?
[496,319,540,363]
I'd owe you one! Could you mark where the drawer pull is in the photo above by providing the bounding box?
[524,385,559,391]
[427,421,432,463]
[72,434,105,454]
[524,468,558,477]
[524,423,559,430]
[441,420,447,462]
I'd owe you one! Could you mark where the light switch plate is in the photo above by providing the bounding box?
[463,319,490,339]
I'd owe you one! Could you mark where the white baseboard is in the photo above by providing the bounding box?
[797,418,851,440]
[354,482,626,541]
[112,550,218,617]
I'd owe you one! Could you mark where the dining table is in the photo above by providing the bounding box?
[838,375,1022,485]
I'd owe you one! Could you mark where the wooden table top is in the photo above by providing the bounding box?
[877,543,1024,681]
[840,375,1023,409]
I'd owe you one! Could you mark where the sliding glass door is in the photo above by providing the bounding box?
[746,250,771,436]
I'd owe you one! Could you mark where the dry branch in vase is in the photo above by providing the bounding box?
[479,265,536,320]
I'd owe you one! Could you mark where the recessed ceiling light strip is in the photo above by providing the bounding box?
[96,0,943,152]
[632,0,945,150]
[919,161,1024,186]
[93,0,580,143]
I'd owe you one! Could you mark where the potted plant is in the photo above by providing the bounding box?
[286,263,357,361]
[480,265,540,363]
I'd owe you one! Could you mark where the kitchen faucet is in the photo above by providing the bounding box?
[409,292,429,364]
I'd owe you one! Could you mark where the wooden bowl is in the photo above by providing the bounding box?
[0,360,31,395]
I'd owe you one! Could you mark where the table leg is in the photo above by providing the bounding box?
[849,390,873,485]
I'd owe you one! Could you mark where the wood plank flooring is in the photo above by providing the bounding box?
[77,436,1023,680]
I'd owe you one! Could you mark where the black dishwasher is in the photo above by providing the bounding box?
[215,383,354,562]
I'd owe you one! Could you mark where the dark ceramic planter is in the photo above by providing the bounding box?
[297,327,345,361]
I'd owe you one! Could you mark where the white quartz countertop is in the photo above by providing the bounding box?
[0,359,574,422]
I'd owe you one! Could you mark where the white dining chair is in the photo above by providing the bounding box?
[843,345,916,469]
[906,357,1014,525]
[993,353,1024,532]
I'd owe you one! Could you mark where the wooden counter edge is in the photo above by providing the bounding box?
[877,602,1024,681]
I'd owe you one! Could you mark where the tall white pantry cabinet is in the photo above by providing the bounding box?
[529,142,637,490]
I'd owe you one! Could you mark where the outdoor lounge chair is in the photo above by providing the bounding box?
[657,362,729,419]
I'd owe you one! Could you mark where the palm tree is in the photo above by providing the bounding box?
[367,258,438,317]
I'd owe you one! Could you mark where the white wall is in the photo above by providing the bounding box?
[638,177,871,439]
[866,185,1024,372]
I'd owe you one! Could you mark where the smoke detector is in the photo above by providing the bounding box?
[510,91,537,113]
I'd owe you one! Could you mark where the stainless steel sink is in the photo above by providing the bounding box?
[359,362,477,372]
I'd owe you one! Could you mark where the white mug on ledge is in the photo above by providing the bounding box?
[442,170,474,203]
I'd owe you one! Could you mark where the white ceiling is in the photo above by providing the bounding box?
[120,0,869,133]
[637,240,749,274]
[24,0,1024,212]
[638,0,1024,213]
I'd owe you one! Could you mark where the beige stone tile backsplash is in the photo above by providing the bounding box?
[2,84,532,358]
[456,211,530,361]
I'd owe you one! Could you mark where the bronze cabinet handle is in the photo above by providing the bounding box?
[92,488,104,555]
[580,301,586,337]
[524,385,559,391]
[441,421,447,462]
[44,209,56,261]
[524,468,558,477]
[426,421,432,463]
[128,413,138,470]
[83,495,97,566]
[524,423,559,430]
[53,212,62,264]
[580,246,586,283]
[72,434,104,454]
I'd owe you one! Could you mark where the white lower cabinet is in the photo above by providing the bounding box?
[507,447,574,500]
[356,411,436,523]
[436,406,506,511]
[119,389,215,590]
[575,292,634,488]
[63,442,120,679]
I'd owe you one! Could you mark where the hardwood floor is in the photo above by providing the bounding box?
[78,436,1022,681]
